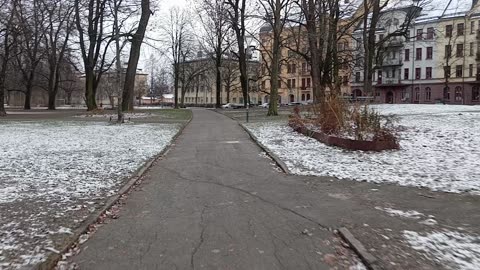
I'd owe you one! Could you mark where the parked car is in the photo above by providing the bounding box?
[287,102,303,106]
[221,103,233,109]
[222,103,245,109]
[259,102,269,108]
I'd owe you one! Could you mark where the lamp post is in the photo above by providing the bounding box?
[246,78,250,122]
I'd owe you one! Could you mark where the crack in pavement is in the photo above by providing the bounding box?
[163,167,333,232]
[190,206,207,270]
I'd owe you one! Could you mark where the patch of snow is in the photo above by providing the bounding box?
[0,121,180,268]
[244,105,480,194]
[419,218,438,226]
[375,206,424,219]
[403,230,480,270]
[349,261,367,270]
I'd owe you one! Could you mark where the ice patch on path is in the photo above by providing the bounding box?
[403,230,480,270]
[244,106,480,194]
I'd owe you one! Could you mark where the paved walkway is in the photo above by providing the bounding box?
[71,109,358,269]
[71,109,480,270]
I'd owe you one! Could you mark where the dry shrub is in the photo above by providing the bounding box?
[292,95,399,145]
[316,96,348,135]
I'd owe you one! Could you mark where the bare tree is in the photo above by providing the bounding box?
[221,56,241,103]
[257,0,293,115]
[0,0,19,116]
[13,0,47,110]
[162,7,192,109]
[43,0,75,110]
[225,0,249,107]
[197,0,231,108]
[121,0,152,112]
[74,0,112,111]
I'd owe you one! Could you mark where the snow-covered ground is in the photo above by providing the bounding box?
[403,230,480,270]
[0,121,180,269]
[245,104,480,194]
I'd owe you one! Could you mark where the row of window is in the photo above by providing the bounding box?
[262,78,312,89]
[401,87,480,102]
[414,21,480,40]
[354,65,477,82]
[404,43,475,61]
[286,63,311,74]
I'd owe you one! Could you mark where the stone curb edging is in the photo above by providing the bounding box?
[35,115,193,270]
[289,122,399,152]
[239,123,290,174]
[337,227,380,270]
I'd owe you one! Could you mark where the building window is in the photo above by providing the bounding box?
[445,45,452,58]
[471,21,475,34]
[415,68,421,79]
[444,66,451,78]
[307,93,311,100]
[355,72,361,82]
[291,63,296,73]
[426,67,432,79]
[425,87,432,101]
[416,48,422,60]
[470,42,475,56]
[404,68,409,80]
[446,25,453,37]
[455,86,462,101]
[444,87,450,100]
[233,97,237,103]
[472,86,480,101]
[261,80,266,89]
[456,65,463,77]
[292,79,296,88]
[427,27,434,39]
[306,78,311,87]
[458,23,464,36]
[287,79,292,88]
[239,97,243,103]
[301,93,306,101]
[405,49,410,61]
[456,43,464,57]
[415,87,420,101]
[469,64,474,77]
[426,47,433,59]
[416,29,423,40]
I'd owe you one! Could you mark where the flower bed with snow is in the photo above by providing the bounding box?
[0,121,180,269]
[75,112,152,119]
[245,104,480,194]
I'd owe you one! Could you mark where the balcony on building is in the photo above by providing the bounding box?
[378,58,403,67]
[376,78,403,86]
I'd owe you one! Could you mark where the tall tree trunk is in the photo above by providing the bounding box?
[122,0,151,111]
[85,69,97,110]
[24,82,33,110]
[215,55,222,107]
[226,85,230,103]
[174,63,180,108]
[47,65,56,110]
